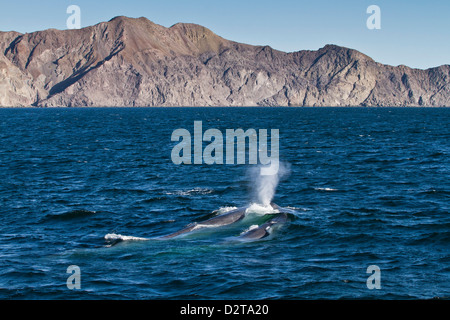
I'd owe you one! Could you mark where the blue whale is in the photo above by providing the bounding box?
[160,202,284,239]
[237,212,288,240]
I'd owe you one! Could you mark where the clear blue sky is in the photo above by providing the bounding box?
[1,0,449,69]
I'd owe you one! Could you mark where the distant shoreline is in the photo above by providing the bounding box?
[1,16,449,108]
[0,105,448,109]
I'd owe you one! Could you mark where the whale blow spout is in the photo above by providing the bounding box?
[249,162,291,206]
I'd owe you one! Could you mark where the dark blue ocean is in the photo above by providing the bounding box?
[0,107,448,300]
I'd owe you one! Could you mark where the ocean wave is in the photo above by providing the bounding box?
[314,187,339,192]
[136,196,168,204]
[410,231,450,245]
[43,209,96,221]
[164,188,215,196]
[104,233,149,242]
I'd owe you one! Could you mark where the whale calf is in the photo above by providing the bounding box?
[238,213,288,240]
[160,203,282,239]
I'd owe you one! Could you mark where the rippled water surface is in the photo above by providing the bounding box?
[0,107,448,299]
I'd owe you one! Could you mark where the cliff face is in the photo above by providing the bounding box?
[1,16,449,107]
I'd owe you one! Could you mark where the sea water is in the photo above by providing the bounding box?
[0,107,448,299]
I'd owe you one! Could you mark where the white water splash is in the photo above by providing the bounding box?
[104,233,149,242]
[314,187,338,192]
[245,203,278,215]
[165,188,214,196]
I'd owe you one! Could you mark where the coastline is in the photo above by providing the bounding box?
[0,105,448,108]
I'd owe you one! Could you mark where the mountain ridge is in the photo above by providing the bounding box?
[0,16,449,107]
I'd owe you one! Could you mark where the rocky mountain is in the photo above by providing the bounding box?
[0,16,449,107]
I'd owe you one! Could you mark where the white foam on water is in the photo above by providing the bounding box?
[245,203,279,215]
[314,187,338,192]
[165,188,214,196]
[286,206,309,212]
[104,233,149,242]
